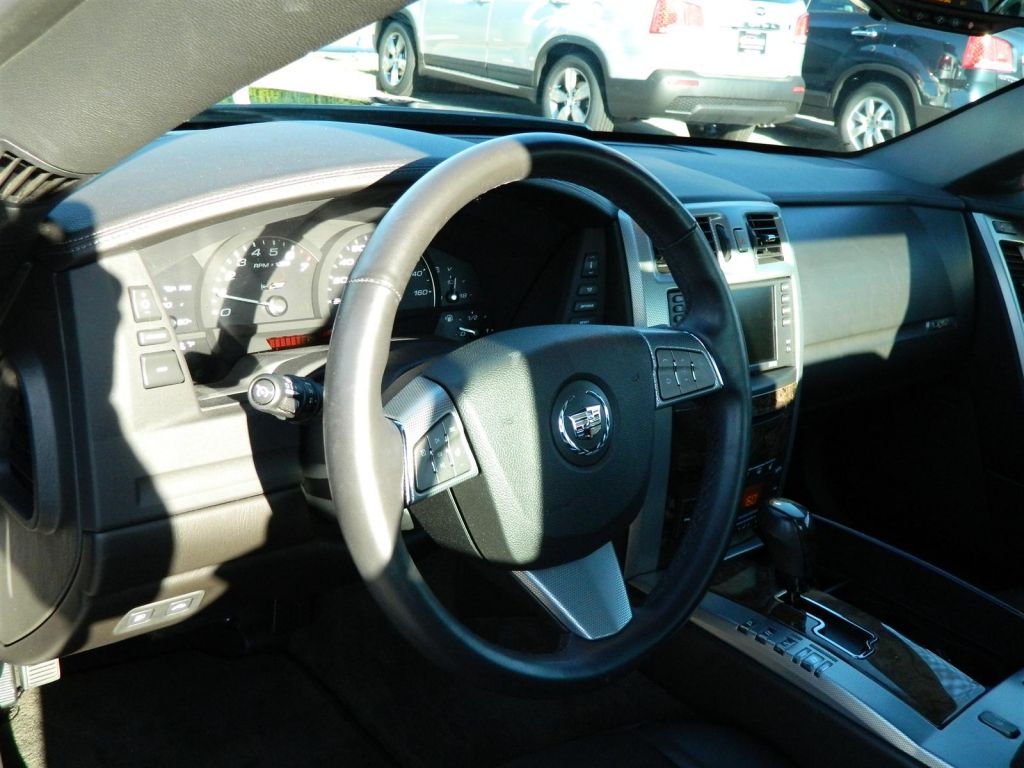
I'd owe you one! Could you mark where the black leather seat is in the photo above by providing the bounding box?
[501,721,794,768]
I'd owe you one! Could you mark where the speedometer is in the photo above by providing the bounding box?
[202,236,319,328]
[319,225,436,320]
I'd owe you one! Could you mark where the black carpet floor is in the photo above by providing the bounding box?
[287,585,690,768]
[2,584,689,767]
[3,647,393,768]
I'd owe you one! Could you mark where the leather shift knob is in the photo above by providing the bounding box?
[757,498,814,601]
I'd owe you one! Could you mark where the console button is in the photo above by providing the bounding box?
[814,661,833,677]
[137,328,171,346]
[577,283,598,296]
[755,626,777,645]
[800,652,826,672]
[574,300,598,313]
[582,254,599,277]
[140,351,185,389]
[979,711,1021,739]
[129,286,162,322]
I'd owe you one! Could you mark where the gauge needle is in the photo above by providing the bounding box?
[216,291,269,307]
[458,327,478,336]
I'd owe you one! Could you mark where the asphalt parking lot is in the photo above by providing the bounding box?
[243,51,844,153]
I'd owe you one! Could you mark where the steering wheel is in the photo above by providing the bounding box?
[323,133,751,689]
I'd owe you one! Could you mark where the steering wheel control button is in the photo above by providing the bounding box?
[581,253,599,277]
[140,351,185,389]
[247,374,323,422]
[552,381,612,466]
[128,285,162,322]
[656,346,718,402]
[414,414,471,492]
[136,328,171,347]
[577,283,598,296]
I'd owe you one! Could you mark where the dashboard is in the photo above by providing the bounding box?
[0,120,978,667]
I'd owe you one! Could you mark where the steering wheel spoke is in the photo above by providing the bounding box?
[383,376,479,506]
[638,327,724,408]
[512,542,632,641]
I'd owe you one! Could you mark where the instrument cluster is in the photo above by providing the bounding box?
[149,222,486,382]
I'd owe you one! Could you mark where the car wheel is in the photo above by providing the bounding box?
[839,82,911,150]
[377,22,417,97]
[688,124,755,142]
[541,55,614,131]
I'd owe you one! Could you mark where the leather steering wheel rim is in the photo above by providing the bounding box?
[323,133,751,689]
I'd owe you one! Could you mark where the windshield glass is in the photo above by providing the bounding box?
[222,1,1023,152]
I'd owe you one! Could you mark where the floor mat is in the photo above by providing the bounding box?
[287,584,691,768]
[3,648,393,768]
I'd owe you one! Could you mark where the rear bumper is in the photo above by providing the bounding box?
[605,70,805,126]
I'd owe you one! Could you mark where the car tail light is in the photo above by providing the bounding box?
[794,13,809,44]
[963,35,1015,73]
[650,0,703,34]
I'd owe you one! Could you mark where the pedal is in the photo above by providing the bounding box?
[0,659,61,709]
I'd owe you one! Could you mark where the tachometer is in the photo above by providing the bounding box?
[319,225,436,319]
[203,236,319,328]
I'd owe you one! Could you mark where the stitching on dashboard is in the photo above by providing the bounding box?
[52,162,433,256]
[348,277,402,302]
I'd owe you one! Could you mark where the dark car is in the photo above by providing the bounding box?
[802,0,1024,149]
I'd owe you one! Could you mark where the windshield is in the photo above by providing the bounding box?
[222,1,1023,152]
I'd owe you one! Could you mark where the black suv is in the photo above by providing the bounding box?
[803,0,1024,149]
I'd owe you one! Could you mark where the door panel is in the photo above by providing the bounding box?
[419,0,493,75]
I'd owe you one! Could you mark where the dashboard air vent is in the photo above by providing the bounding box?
[656,214,720,273]
[0,152,78,204]
[998,240,1024,308]
[746,213,784,263]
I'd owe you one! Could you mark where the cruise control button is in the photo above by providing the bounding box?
[140,351,184,389]
[690,352,716,391]
[413,437,438,492]
[658,371,682,400]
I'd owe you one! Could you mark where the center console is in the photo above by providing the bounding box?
[620,202,802,581]
[691,510,1024,768]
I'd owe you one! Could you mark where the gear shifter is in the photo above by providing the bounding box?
[757,498,814,603]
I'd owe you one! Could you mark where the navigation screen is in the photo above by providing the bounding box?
[732,285,776,366]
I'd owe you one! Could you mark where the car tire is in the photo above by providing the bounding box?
[838,82,911,150]
[688,124,755,142]
[377,22,417,97]
[540,55,614,131]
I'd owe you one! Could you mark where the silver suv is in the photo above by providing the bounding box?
[376,0,809,139]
